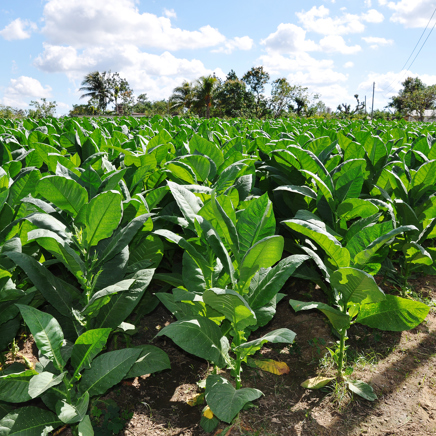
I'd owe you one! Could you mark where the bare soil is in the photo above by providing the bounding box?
[8,276,436,436]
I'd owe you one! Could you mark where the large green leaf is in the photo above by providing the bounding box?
[205,375,262,423]
[36,176,88,217]
[81,279,135,318]
[6,252,78,318]
[190,134,224,170]
[347,379,377,401]
[16,305,65,370]
[27,229,85,279]
[336,198,379,221]
[353,225,418,268]
[194,217,235,286]
[77,415,94,436]
[93,269,155,329]
[403,242,433,265]
[247,254,308,310]
[203,288,256,331]
[239,236,284,290]
[97,213,151,266]
[157,317,230,368]
[289,300,350,331]
[234,328,296,359]
[125,345,170,378]
[0,370,37,403]
[356,295,430,331]
[79,348,141,397]
[7,169,41,208]
[28,372,66,399]
[0,406,63,436]
[236,193,276,258]
[283,219,350,268]
[167,181,203,229]
[76,191,122,248]
[211,194,240,262]
[411,160,436,203]
[330,268,385,305]
[71,328,112,376]
[56,392,89,424]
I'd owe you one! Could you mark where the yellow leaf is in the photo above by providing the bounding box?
[187,393,205,407]
[251,359,290,375]
[301,376,334,389]
[203,406,214,419]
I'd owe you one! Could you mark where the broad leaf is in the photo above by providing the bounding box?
[71,329,112,375]
[16,305,65,370]
[157,317,230,368]
[205,375,262,423]
[0,406,62,435]
[125,345,170,378]
[289,300,350,331]
[76,191,122,248]
[79,348,141,397]
[36,176,88,217]
[356,295,430,331]
[330,268,385,305]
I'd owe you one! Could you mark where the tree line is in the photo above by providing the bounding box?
[69,67,326,119]
[1,69,435,120]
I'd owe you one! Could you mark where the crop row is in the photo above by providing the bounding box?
[0,115,433,435]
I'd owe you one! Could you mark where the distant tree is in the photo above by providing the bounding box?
[169,81,195,113]
[28,98,57,118]
[131,93,152,113]
[79,71,112,113]
[388,77,436,121]
[242,66,270,118]
[68,103,97,116]
[193,75,220,118]
[0,105,25,119]
[270,78,325,118]
[337,94,365,117]
[107,72,134,114]
[215,71,253,118]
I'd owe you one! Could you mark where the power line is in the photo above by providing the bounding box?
[382,6,436,97]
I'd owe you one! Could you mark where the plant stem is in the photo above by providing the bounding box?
[235,352,242,390]
[337,329,346,381]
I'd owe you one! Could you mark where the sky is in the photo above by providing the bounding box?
[1,0,436,115]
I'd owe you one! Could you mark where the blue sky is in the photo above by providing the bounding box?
[1,0,436,115]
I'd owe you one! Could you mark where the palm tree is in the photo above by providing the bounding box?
[169,81,194,113]
[79,71,112,113]
[194,75,219,119]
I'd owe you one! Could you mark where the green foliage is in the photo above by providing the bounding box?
[0,114,433,433]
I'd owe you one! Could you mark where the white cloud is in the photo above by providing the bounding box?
[357,70,436,108]
[1,76,52,108]
[365,0,373,7]
[259,52,334,75]
[260,23,318,53]
[296,6,365,35]
[385,0,434,28]
[34,44,216,100]
[319,35,361,54]
[344,61,354,68]
[42,0,226,50]
[163,8,177,19]
[213,36,254,54]
[296,5,384,35]
[0,18,37,41]
[362,36,394,48]
[362,9,385,23]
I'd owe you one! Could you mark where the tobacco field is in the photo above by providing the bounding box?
[0,115,435,436]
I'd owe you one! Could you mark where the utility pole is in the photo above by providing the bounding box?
[371,82,375,120]
[365,96,367,114]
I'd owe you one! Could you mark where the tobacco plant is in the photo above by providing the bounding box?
[0,305,169,435]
